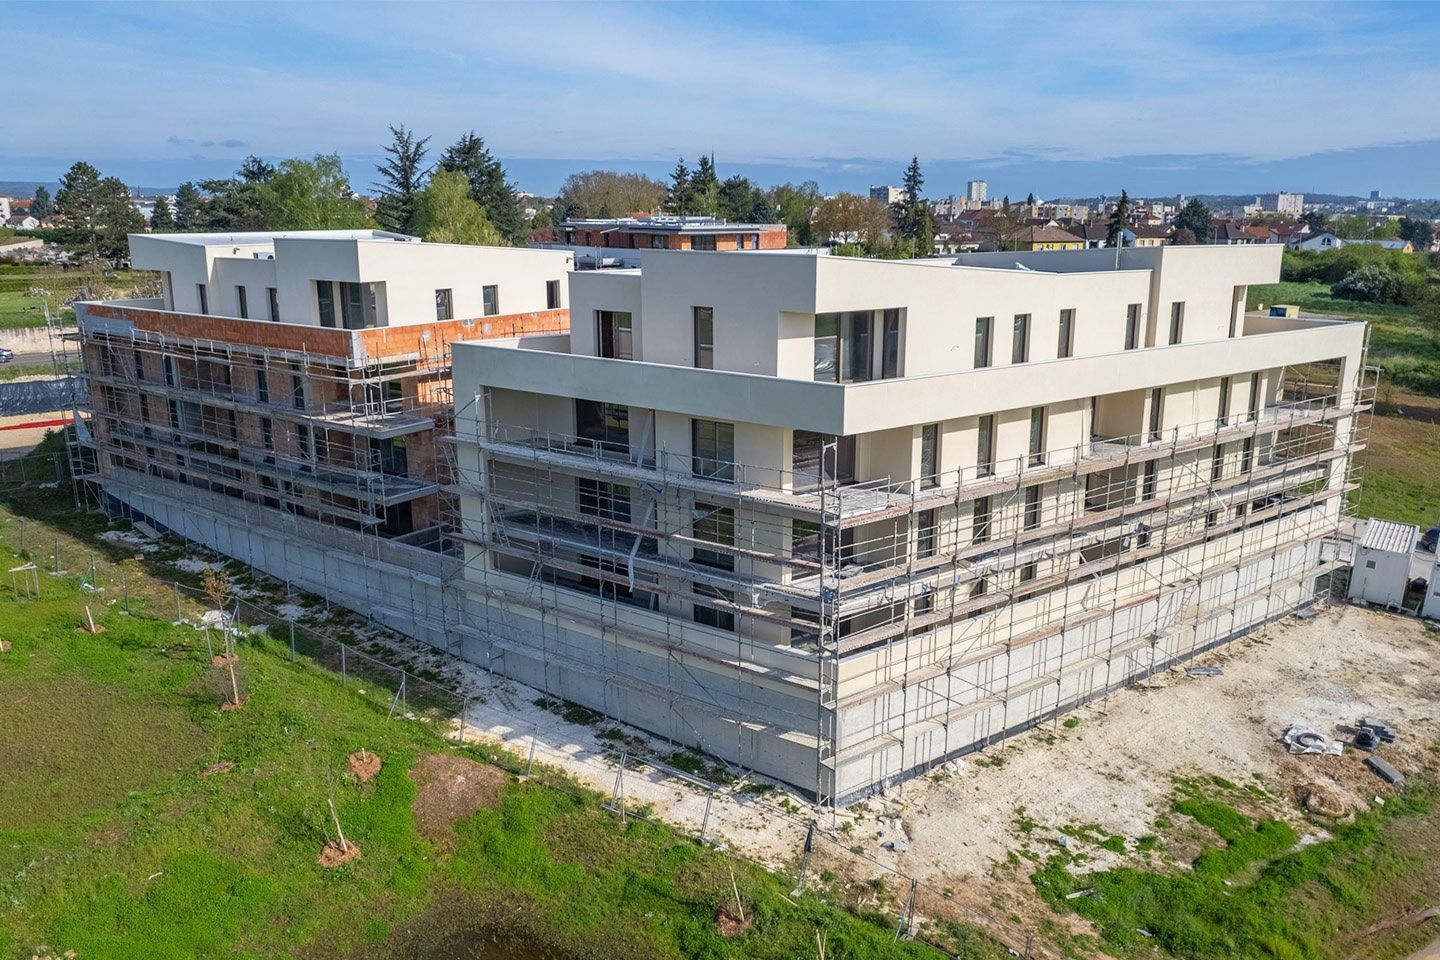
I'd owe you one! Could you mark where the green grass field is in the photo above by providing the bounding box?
[0,265,145,329]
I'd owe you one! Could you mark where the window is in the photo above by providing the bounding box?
[920,423,940,487]
[916,509,938,559]
[1028,408,1046,466]
[881,309,901,379]
[814,311,885,382]
[163,355,177,387]
[1211,444,1225,481]
[1241,437,1255,474]
[267,287,280,322]
[1168,302,1184,344]
[260,417,273,452]
[650,234,668,249]
[692,504,735,570]
[546,279,561,310]
[793,430,855,489]
[292,372,306,411]
[1020,562,1038,584]
[1142,460,1158,501]
[1228,285,1242,338]
[843,311,872,382]
[578,478,631,523]
[597,310,633,360]
[1058,308,1075,358]
[316,281,336,328]
[133,349,144,381]
[814,314,839,381]
[974,317,993,368]
[1218,376,1232,426]
[255,369,269,403]
[1011,313,1030,363]
[482,285,499,316]
[693,583,735,631]
[914,587,934,616]
[295,424,314,465]
[340,281,376,329]
[236,286,248,319]
[377,438,410,478]
[435,288,453,321]
[976,415,995,477]
[690,234,716,251]
[1247,372,1262,422]
[575,400,629,453]
[1024,484,1042,530]
[197,284,209,315]
[693,306,714,369]
[692,419,735,482]
[1148,387,1163,441]
[138,393,149,422]
[972,496,992,544]
[1124,304,1141,350]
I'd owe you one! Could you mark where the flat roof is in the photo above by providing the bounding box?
[132,229,417,247]
[559,216,784,235]
[1360,518,1418,554]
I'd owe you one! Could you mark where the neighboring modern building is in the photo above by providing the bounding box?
[446,244,1371,802]
[546,217,787,268]
[1258,193,1304,217]
[870,185,904,206]
[71,231,572,649]
[967,180,989,204]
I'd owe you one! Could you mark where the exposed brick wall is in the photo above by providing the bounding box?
[356,309,568,362]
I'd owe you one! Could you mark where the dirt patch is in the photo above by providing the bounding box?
[410,752,506,843]
[219,693,251,713]
[0,640,12,652]
[317,838,362,867]
[714,903,753,937]
[200,761,236,777]
[347,750,382,783]
[1297,780,1350,817]
[211,653,237,667]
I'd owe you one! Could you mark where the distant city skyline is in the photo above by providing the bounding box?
[5,0,1440,198]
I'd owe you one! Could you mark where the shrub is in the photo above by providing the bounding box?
[1332,265,1402,303]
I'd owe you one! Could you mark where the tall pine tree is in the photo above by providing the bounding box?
[1107,189,1130,247]
[150,195,175,231]
[666,158,692,216]
[375,124,430,234]
[895,156,934,256]
[30,185,53,221]
[690,153,719,217]
[438,132,525,245]
[174,182,204,231]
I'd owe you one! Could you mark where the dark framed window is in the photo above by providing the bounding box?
[133,349,144,381]
[650,234,668,249]
[920,423,940,487]
[693,306,714,369]
[1058,308,1075,358]
[597,310,633,360]
[692,419,735,482]
[1142,460,1158,500]
[692,504,735,570]
[1211,444,1225,482]
[1020,561,1038,583]
[793,430,855,490]
[972,496,992,544]
[578,478,631,523]
[814,311,881,382]
[340,281,373,329]
[483,285,499,316]
[1247,372,1262,421]
[974,317,993,368]
[316,281,335,328]
[814,313,839,382]
[546,279,561,310]
[575,400,629,453]
[1148,387,1164,440]
[693,583,735,631]
[255,369,268,403]
[292,372,306,411]
[197,284,209,315]
[260,417,273,452]
[1168,301,1184,344]
[881,309,901,378]
[916,509,938,559]
[1241,437,1255,474]
[1028,407,1046,466]
[1024,484,1042,530]
[690,234,717,251]
[236,286,248,319]
[268,287,280,322]
[976,415,995,477]
[1012,313,1030,363]
[435,288,453,321]
[843,311,872,382]
[1217,376,1231,425]
[1124,303,1141,350]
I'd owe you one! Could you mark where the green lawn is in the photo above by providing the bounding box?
[1352,412,1440,528]
[0,500,992,960]
[0,266,146,329]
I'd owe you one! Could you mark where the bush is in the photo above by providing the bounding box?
[1332,265,1402,303]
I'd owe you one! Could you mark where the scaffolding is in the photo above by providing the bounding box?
[441,358,1377,805]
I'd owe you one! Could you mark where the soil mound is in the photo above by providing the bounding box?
[347,750,382,783]
[317,838,362,868]
[714,903,753,938]
[411,752,506,843]
[200,761,236,777]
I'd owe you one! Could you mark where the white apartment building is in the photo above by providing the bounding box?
[448,245,1372,802]
[967,179,988,204]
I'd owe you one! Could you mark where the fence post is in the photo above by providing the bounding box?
[289,620,296,662]
[18,519,25,557]
[700,788,715,844]
[341,644,347,686]
[174,582,182,623]
[53,537,60,574]
[455,695,468,745]
[122,567,129,613]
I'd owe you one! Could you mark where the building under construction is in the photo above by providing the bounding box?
[70,234,1374,804]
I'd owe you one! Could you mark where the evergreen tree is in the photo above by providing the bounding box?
[30,185,53,221]
[95,177,146,261]
[666,157,692,215]
[1025,191,1036,206]
[374,124,430,234]
[1174,198,1212,244]
[690,153,719,216]
[894,156,934,256]
[437,132,525,245]
[174,182,204,231]
[1107,189,1130,247]
[150,195,175,231]
[55,161,104,260]
[197,155,276,231]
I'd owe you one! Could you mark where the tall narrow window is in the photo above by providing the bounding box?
[546,279,561,310]
[133,349,144,381]
[693,306,714,369]
[267,287,280,322]
[842,311,872,382]
[920,423,940,487]
[1011,313,1030,363]
[1024,484,1042,530]
[1142,460,1158,501]
[197,284,209,315]
[340,281,375,329]
[482,285,499,316]
[972,496,992,544]
[292,371,306,411]
[1124,303,1141,350]
[1028,407,1046,466]
[1057,308,1075,358]
[692,419,735,482]
[881,309,901,379]
[316,281,335,328]
[1217,376,1232,426]
[692,504,736,570]
[1211,444,1225,481]
[1241,437,1255,474]
[976,415,995,477]
[1020,561,1038,583]
[814,313,839,382]
[236,286,248,319]
[1228,285,1242,338]
[435,288,453,321]
[793,431,855,489]
[260,417,274,453]
[255,369,268,403]
[1247,372,1262,422]
[1168,302,1184,344]
[916,509,938,558]
[597,310,633,360]
[1148,387,1164,440]
[974,317,993,368]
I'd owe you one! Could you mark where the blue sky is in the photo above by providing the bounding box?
[6,0,1440,198]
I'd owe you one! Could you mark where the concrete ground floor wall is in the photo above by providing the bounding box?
[97,471,1338,803]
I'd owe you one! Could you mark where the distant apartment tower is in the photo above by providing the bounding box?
[967,179,988,204]
[1259,192,1304,217]
[869,185,904,205]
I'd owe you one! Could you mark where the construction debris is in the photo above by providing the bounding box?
[1282,724,1343,756]
[1357,717,1398,743]
[1186,666,1224,678]
[1365,756,1404,786]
